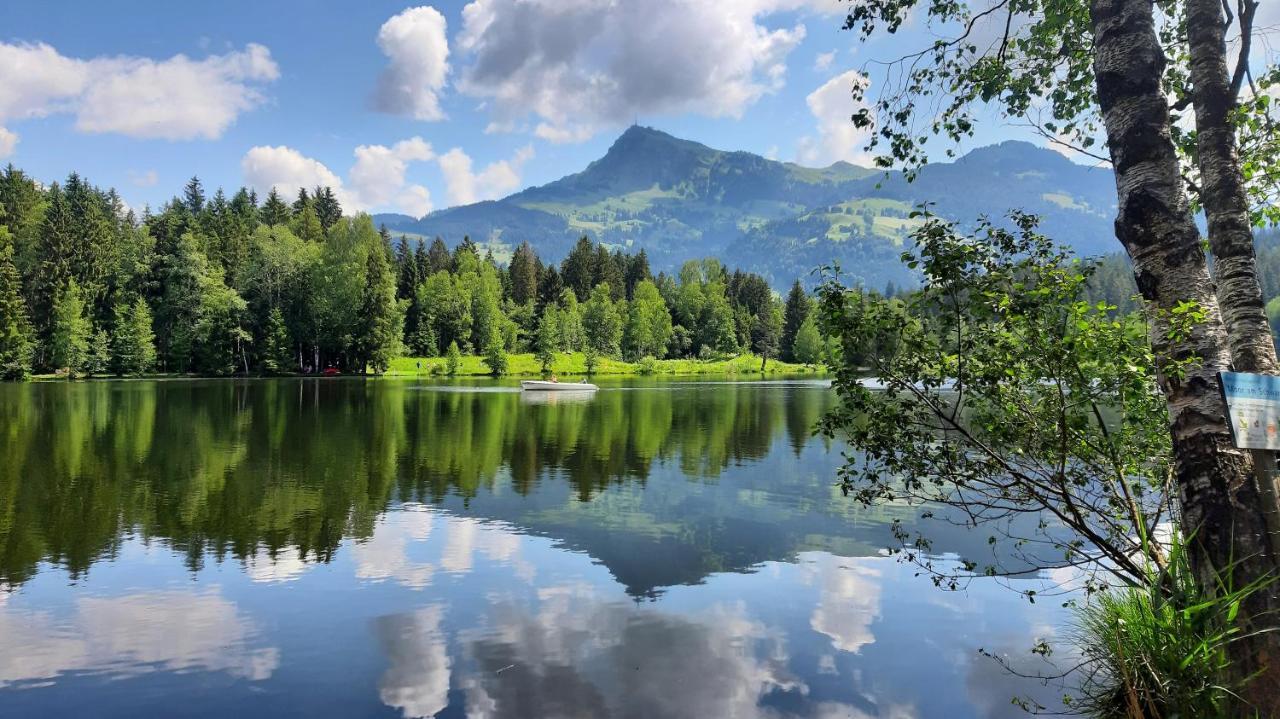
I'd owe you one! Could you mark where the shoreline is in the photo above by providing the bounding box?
[25,352,827,381]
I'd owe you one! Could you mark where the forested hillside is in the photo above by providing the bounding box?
[377,127,1117,288]
[0,166,821,379]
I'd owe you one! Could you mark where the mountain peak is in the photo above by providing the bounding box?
[603,125,713,160]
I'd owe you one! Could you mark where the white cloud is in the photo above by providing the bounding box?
[127,169,159,187]
[374,6,450,121]
[242,144,346,202]
[350,137,436,213]
[0,590,279,687]
[397,185,435,217]
[813,51,836,71]
[438,144,534,206]
[354,509,437,589]
[375,606,452,719]
[241,137,438,216]
[796,70,875,166]
[808,556,882,653]
[243,138,527,215]
[454,0,815,142]
[0,127,15,158]
[0,41,277,144]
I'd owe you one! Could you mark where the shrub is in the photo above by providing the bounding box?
[1069,532,1271,718]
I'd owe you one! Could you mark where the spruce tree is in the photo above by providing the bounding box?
[49,279,91,375]
[426,237,451,275]
[357,241,403,373]
[259,188,291,227]
[445,341,461,376]
[112,297,156,375]
[781,280,810,362]
[87,328,111,376]
[0,242,34,379]
[183,176,205,215]
[313,186,342,230]
[508,242,540,305]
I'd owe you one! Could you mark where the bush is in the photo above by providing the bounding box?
[637,356,658,375]
[1069,532,1270,718]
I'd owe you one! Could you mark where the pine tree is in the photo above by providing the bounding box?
[314,186,342,230]
[50,279,91,375]
[260,188,291,227]
[395,236,417,300]
[291,203,324,243]
[0,242,34,380]
[751,304,783,371]
[262,306,292,374]
[111,297,156,375]
[781,280,810,362]
[357,241,403,373]
[482,324,508,376]
[292,187,312,215]
[509,242,540,305]
[625,249,651,300]
[426,237,451,275]
[562,236,596,301]
[87,328,111,376]
[183,176,205,215]
[445,340,461,376]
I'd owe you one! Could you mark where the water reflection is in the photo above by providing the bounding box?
[0,379,841,593]
[0,590,277,689]
[0,379,1068,718]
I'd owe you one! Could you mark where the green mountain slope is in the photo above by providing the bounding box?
[376,126,1116,288]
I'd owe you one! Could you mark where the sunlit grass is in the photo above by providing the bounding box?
[385,352,824,377]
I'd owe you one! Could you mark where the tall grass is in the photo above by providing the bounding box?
[1070,532,1271,718]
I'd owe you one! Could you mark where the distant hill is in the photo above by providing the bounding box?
[375,126,1117,289]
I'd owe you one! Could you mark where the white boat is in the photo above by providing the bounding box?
[520,380,599,391]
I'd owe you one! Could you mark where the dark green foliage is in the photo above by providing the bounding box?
[356,238,403,374]
[751,303,782,370]
[781,280,810,362]
[0,165,822,380]
[313,186,343,230]
[562,236,596,302]
[509,241,540,305]
[259,188,291,227]
[0,242,33,379]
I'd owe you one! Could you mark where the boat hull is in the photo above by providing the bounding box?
[520,380,599,391]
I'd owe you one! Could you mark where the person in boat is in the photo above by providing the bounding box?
[549,374,558,382]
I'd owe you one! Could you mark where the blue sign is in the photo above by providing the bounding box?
[1220,372,1280,450]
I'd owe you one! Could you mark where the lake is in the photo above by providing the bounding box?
[0,378,1066,718]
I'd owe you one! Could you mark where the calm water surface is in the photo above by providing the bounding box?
[0,378,1064,718]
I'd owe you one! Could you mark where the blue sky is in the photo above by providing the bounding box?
[0,0,1042,216]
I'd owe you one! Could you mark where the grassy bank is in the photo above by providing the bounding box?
[386,352,824,377]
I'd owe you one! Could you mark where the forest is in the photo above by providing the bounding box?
[0,166,824,380]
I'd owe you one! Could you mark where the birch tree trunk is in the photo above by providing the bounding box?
[1089,0,1280,709]
[1187,0,1278,373]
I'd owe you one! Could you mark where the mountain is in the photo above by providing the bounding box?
[375,126,1117,289]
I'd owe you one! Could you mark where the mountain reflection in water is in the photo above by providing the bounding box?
[0,379,1066,718]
